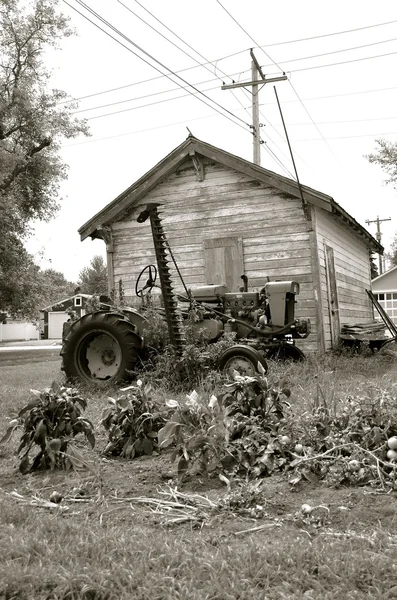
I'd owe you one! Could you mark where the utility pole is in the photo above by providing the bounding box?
[221,50,287,166]
[365,215,391,274]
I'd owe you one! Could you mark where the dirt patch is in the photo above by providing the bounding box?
[2,447,397,539]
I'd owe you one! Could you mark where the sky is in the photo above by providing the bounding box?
[25,0,397,282]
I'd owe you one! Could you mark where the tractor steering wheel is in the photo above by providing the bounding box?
[135,264,158,297]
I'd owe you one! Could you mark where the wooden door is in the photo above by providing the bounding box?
[324,245,340,347]
[203,237,244,291]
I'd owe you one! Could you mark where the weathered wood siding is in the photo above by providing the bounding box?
[314,208,373,350]
[110,158,319,351]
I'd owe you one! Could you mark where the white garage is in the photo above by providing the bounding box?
[40,294,92,339]
[48,312,69,339]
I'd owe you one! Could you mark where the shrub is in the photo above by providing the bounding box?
[157,368,293,480]
[101,380,169,457]
[0,382,95,473]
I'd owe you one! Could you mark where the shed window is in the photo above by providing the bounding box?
[378,293,385,301]
[387,293,392,300]
[74,297,82,307]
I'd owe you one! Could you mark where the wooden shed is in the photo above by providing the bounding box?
[40,294,92,339]
[78,135,382,354]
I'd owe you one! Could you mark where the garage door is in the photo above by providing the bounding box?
[48,312,69,339]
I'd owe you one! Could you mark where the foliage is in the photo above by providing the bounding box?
[0,381,95,472]
[139,311,237,391]
[366,138,397,189]
[157,369,293,480]
[39,268,77,308]
[370,252,379,278]
[382,233,397,268]
[78,255,108,295]
[101,380,168,457]
[287,387,397,489]
[0,0,88,318]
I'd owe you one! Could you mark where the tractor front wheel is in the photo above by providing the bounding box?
[61,311,142,385]
[218,345,268,377]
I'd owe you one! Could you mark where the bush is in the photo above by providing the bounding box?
[0,382,95,473]
[138,308,237,391]
[101,380,169,457]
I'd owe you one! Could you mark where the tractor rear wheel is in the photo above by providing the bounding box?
[266,345,305,362]
[218,345,268,377]
[61,311,142,385]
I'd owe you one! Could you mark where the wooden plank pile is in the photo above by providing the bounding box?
[340,321,388,340]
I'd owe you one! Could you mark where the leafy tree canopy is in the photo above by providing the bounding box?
[78,255,108,295]
[0,0,88,319]
[366,139,397,189]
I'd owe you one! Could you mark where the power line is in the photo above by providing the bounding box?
[73,0,251,129]
[290,49,397,73]
[215,0,284,73]
[62,0,250,132]
[117,0,252,121]
[73,78,220,114]
[261,18,397,47]
[59,32,397,108]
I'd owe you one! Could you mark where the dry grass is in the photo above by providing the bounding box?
[2,352,397,599]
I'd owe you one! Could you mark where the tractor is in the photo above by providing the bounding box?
[61,204,310,385]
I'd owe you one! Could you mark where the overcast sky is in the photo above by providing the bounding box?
[25,0,397,281]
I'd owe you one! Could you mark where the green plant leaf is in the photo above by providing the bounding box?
[18,399,41,417]
[85,430,95,449]
[158,422,181,449]
[142,438,153,455]
[0,425,17,445]
[50,381,62,396]
[177,456,189,477]
[33,420,47,446]
[19,454,30,474]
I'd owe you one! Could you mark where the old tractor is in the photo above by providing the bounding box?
[61,204,310,385]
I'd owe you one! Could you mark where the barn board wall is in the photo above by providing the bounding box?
[314,208,373,350]
[110,159,319,352]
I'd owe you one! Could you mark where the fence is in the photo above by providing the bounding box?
[0,323,39,342]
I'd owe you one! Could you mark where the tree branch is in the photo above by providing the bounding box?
[0,137,52,191]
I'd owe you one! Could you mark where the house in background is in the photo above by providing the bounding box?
[371,266,397,325]
[78,135,382,354]
[40,294,91,339]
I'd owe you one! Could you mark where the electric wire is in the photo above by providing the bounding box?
[62,0,250,132]
[117,0,252,122]
[289,49,397,73]
[215,0,283,72]
[215,0,344,167]
[122,0,298,174]
[72,0,251,129]
[262,18,397,47]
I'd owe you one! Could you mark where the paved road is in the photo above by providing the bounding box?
[0,345,62,365]
[0,345,61,352]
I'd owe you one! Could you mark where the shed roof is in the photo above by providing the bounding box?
[372,265,397,288]
[41,294,91,312]
[79,135,382,253]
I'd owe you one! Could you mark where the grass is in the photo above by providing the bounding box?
[2,352,397,599]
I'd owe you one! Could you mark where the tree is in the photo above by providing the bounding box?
[0,0,88,318]
[370,253,379,279]
[366,139,397,188]
[78,255,108,295]
[39,268,76,308]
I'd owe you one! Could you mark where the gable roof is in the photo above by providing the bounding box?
[79,135,382,253]
[40,294,92,312]
[372,265,397,286]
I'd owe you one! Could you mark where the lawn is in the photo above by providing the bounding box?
[2,352,397,599]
